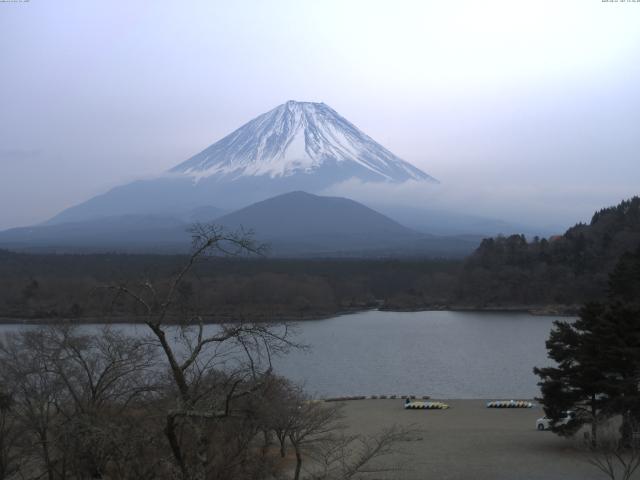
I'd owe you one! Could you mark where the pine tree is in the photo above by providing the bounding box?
[534,303,611,446]
[534,248,640,446]
[608,247,640,306]
[593,302,640,443]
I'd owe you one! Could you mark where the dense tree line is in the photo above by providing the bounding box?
[0,252,460,322]
[457,196,640,308]
[1,197,640,321]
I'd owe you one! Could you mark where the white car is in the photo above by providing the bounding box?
[536,411,575,431]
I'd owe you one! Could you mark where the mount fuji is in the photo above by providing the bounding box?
[172,100,434,183]
[48,101,437,224]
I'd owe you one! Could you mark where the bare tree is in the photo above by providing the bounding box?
[0,388,23,480]
[254,373,302,458]
[106,224,298,480]
[0,325,162,480]
[307,425,412,480]
[262,381,413,480]
[0,329,65,480]
[287,400,344,480]
[48,325,159,479]
[582,420,640,480]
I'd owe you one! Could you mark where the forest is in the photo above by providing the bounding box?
[1,196,639,322]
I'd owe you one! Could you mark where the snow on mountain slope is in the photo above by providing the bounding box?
[171,100,436,183]
[45,101,437,224]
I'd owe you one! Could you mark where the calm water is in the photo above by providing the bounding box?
[274,310,561,399]
[0,310,564,399]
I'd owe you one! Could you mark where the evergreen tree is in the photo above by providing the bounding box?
[602,246,640,442]
[534,303,611,445]
[594,301,640,443]
[534,248,640,446]
[608,246,640,306]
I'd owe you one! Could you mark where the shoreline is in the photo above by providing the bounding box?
[379,304,579,316]
[0,304,578,325]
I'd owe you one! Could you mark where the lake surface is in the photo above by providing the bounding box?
[0,310,564,399]
[274,310,561,399]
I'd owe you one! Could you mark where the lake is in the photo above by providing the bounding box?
[275,310,561,399]
[0,310,564,399]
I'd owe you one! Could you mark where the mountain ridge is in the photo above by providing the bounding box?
[0,191,479,257]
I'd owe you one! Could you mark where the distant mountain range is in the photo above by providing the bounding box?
[0,192,480,257]
[0,215,189,253]
[370,204,552,237]
[48,101,437,225]
[0,101,530,255]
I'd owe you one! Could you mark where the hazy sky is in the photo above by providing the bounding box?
[1,0,639,230]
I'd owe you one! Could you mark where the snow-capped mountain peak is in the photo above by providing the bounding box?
[44,101,437,225]
[171,101,436,183]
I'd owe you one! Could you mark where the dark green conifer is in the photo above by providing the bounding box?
[534,248,640,446]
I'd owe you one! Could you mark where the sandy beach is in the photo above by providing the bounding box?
[339,399,603,480]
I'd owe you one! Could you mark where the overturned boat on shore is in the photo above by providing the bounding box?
[486,400,533,408]
[404,400,449,410]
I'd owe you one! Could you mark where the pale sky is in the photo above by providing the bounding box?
[1,0,639,230]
